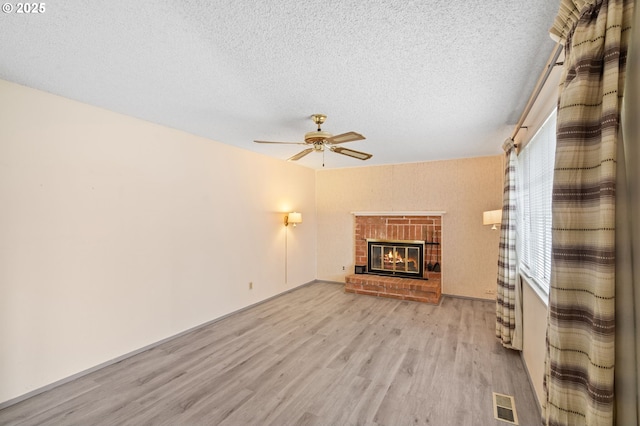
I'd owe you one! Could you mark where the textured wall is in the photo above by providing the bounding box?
[0,80,317,404]
[316,156,503,298]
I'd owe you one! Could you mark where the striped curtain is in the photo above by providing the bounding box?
[616,3,639,424]
[543,1,635,425]
[496,138,522,350]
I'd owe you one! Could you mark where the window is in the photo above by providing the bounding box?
[518,110,556,295]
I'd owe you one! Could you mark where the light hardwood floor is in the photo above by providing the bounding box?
[0,282,540,425]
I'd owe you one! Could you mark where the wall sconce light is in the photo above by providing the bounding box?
[284,212,302,227]
[483,209,502,230]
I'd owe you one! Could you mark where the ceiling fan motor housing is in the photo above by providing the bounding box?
[304,130,332,144]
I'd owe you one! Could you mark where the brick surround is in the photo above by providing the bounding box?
[346,214,442,304]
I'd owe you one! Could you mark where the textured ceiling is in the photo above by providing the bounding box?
[0,1,559,169]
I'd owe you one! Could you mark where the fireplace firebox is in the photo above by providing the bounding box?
[366,239,425,278]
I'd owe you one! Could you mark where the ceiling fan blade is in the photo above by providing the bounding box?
[329,146,372,160]
[326,131,365,144]
[287,148,314,161]
[254,140,306,145]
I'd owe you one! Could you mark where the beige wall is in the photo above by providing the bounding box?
[316,156,503,298]
[0,80,317,403]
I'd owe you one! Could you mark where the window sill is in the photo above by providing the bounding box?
[520,272,549,307]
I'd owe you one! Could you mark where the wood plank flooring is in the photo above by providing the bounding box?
[0,282,541,425]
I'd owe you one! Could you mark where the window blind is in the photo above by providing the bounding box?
[518,110,556,294]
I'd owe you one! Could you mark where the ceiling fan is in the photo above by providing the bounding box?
[254,114,372,162]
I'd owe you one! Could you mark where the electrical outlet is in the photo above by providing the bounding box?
[249,282,253,290]
[342,266,345,271]
[485,289,495,295]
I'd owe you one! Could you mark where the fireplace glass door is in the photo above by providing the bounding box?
[367,239,424,278]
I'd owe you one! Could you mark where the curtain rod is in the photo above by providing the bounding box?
[510,42,564,142]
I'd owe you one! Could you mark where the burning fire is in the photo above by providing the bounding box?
[385,250,404,263]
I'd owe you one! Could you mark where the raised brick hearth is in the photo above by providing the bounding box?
[345,274,441,304]
[348,213,442,304]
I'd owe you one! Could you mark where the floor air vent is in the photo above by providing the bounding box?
[492,392,519,424]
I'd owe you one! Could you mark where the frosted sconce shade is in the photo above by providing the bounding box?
[483,209,502,230]
[285,212,302,227]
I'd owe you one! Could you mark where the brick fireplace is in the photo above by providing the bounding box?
[345,213,442,304]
